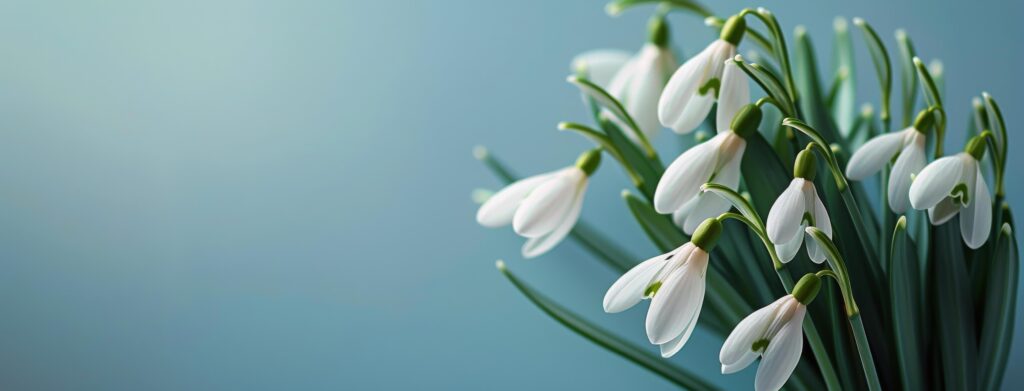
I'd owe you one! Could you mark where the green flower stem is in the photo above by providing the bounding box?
[850,314,884,391]
[558,122,644,186]
[981,93,1008,196]
[704,16,775,57]
[740,8,798,102]
[913,57,945,158]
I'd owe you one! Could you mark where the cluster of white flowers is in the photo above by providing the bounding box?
[477,7,1006,391]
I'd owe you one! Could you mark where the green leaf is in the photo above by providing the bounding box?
[605,0,712,18]
[889,216,923,390]
[740,131,792,218]
[567,76,656,158]
[601,119,664,201]
[895,30,917,127]
[496,261,721,391]
[852,18,892,130]
[978,220,1018,391]
[792,26,844,148]
[931,220,978,390]
[831,17,856,137]
[622,190,687,252]
[913,57,947,157]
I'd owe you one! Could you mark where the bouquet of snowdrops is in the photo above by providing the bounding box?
[472,1,1017,390]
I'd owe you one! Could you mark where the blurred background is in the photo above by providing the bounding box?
[0,0,1020,389]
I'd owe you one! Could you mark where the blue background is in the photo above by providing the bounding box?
[0,0,1020,389]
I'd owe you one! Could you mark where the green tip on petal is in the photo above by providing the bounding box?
[692,218,723,251]
[730,104,762,139]
[792,273,822,305]
[648,14,670,48]
[720,14,746,46]
[912,108,935,134]
[575,148,603,176]
[793,147,817,180]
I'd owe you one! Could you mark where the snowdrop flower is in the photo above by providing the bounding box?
[571,50,631,88]
[656,104,760,234]
[476,149,601,258]
[605,15,678,143]
[720,273,821,391]
[909,135,992,249]
[767,148,832,263]
[846,109,934,213]
[603,218,721,357]
[658,15,746,134]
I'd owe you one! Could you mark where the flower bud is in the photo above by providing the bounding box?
[648,15,670,48]
[691,218,723,251]
[792,273,821,305]
[912,108,935,134]
[720,15,746,46]
[793,148,817,180]
[964,134,988,161]
[575,148,603,176]
[730,104,762,139]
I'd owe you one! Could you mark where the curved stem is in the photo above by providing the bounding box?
[740,8,797,100]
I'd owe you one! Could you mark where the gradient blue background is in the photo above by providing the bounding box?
[0,0,1020,389]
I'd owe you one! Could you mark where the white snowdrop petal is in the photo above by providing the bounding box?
[960,166,992,249]
[572,49,632,88]
[659,46,712,132]
[672,196,699,230]
[513,171,581,237]
[622,45,669,140]
[683,192,732,234]
[929,197,960,225]
[660,293,704,358]
[775,227,804,263]
[888,134,926,213]
[754,307,806,391]
[909,155,965,210]
[845,130,906,180]
[603,255,670,313]
[767,179,808,244]
[646,254,707,344]
[716,60,749,133]
[654,134,724,213]
[720,299,781,366]
[476,172,555,227]
[669,90,715,135]
[722,353,759,374]
[521,181,587,258]
[805,232,826,263]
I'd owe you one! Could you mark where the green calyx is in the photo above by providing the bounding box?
[793,147,817,180]
[575,148,603,176]
[648,15,670,48]
[912,108,935,134]
[964,135,987,161]
[720,15,746,46]
[691,218,723,251]
[730,104,762,138]
[792,273,822,305]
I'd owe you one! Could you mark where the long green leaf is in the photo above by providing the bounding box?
[740,132,792,218]
[568,76,656,158]
[622,190,687,252]
[978,219,1018,391]
[852,18,892,130]
[895,30,917,127]
[733,58,796,117]
[831,17,856,137]
[496,261,721,391]
[932,220,978,390]
[889,216,923,390]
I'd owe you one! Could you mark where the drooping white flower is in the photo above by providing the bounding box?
[601,16,677,144]
[658,16,746,134]
[767,149,832,263]
[476,150,601,258]
[571,50,631,88]
[908,136,992,249]
[603,219,721,357]
[846,109,933,213]
[656,104,761,234]
[720,273,821,391]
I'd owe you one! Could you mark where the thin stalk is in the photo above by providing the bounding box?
[850,314,884,391]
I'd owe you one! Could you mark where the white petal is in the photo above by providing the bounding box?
[669,89,715,135]
[672,196,699,230]
[513,169,582,237]
[603,254,670,313]
[654,133,724,213]
[754,307,806,391]
[621,45,669,140]
[476,171,556,227]
[682,147,743,233]
[722,354,759,375]
[845,130,906,180]
[658,44,714,134]
[646,251,708,344]
[888,133,926,213]
[775,226,804,263]
[960,166,992,249]
[909,155,965,210]
[660,292,704,358]
[806,189,831,263]
[720,298,784,368]
[929,197,960,225]
[521,180,587,258]
[716,59,749,133]
[571,49,632,88]
[767,179,808,244]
